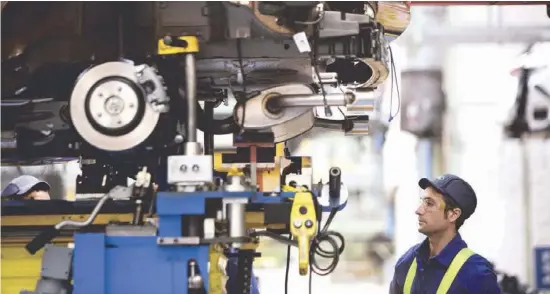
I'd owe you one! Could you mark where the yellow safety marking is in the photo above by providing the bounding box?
[1,213,135,226]
[403,257,417,294]
[437,248,475,294]
[404,248,475,294]
[157,36,199,55]
[209,244,224,294]
[2,246,45,294]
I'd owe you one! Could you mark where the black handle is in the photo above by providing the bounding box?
[163,36,189,48]
[25,226,59,255]
[328,167,341,203]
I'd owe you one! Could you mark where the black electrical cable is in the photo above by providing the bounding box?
[309,208,345,276]
[307,208,345,294]
[276,205,345,294]
[284,234,292,294]
[388,46,401,122]
[309,261,313,294]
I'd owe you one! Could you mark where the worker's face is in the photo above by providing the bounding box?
[415,187,459,235]
[24,190,51,200]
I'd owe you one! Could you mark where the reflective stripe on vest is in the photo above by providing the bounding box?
[403,247,475,294]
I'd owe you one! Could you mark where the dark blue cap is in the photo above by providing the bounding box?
[1,175,50,199]
[418,174,477,219]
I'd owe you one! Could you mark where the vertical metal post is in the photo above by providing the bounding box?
[185,53,198,145]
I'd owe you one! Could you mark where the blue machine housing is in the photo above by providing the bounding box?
[72,191,294,294]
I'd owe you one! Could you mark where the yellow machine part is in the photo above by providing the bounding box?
[1,213,136,294]
[1,245,62,294]
[289,191,317,275]
[1,210,283,294]
[209,244,225,294]
[157,36,199,55]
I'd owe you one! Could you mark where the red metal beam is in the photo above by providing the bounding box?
[409,1,550,5]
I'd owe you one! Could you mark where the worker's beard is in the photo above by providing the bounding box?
[417,218,449,236]
[417,221,431,235]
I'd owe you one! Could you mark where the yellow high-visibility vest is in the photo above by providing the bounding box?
[404,247,475,294]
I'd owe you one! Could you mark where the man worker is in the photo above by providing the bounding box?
[389,174,502,294]
[1,175,51,200]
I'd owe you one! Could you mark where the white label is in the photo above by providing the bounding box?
[293,32,311,53]
[204,218,215,239]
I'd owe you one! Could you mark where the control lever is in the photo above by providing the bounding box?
[289,192,317,275]
[25,186,132,255]
[132,167,152,225]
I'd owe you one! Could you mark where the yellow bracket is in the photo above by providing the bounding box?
[209,245,224,294]
[227,166,244,177]
[282,185,308,193]
[289,191,317,275]
[157,36,199,55]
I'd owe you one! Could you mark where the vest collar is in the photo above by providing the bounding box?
[416,233,468,267]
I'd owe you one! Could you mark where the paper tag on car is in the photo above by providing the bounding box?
[293,32,311,53]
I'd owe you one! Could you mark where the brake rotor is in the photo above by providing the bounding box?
[70,62,161,152]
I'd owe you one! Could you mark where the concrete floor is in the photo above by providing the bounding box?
[255,265,391,294]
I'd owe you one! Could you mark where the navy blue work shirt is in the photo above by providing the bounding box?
[389,234,502,294]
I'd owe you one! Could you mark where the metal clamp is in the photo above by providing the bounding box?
[135,64,170,113]
[167,155,214,184]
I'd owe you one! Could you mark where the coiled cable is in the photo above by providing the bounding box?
[251,198,345,294]
[254,205,345,294]
[309,208,345,276]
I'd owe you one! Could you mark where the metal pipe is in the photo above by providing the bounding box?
[347,91,377,112]
[521,138,533,286]
[228,203,246,248]
[275,93,351,107]
[274,91,376,108]
[186,54,197,142]
[399,26,550,45]
[55,194,110,229]
[224,176,248,248]
[409,1,550,5]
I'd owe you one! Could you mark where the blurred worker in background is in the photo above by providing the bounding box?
[1,175,51,200]
[389,174,502,294]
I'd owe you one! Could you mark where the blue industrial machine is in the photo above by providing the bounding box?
[20,42,351,292]
[1,2,412,293]
[70,191,292,294]
[22,155,348,294]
